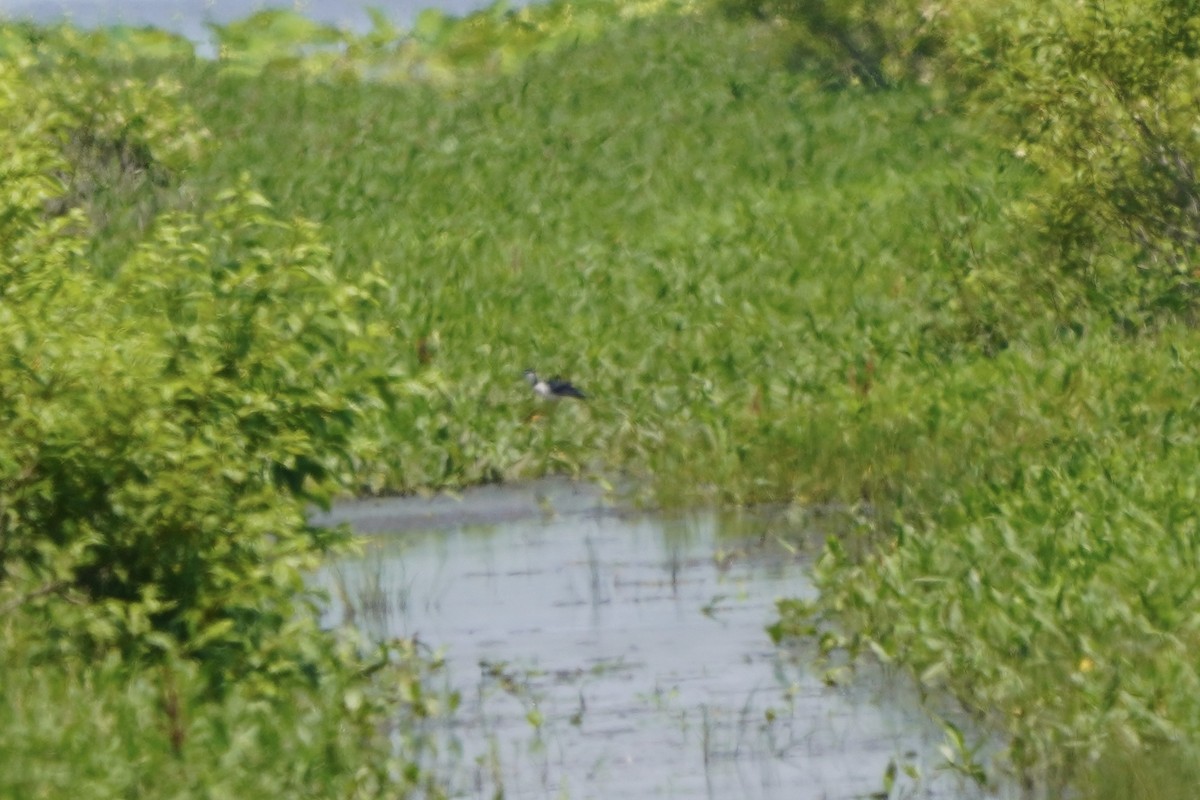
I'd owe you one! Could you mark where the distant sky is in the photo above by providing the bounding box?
[0,0,500,44]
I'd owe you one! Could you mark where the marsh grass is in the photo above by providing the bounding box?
[121,13,1032,511]
[775,332,1200,792]
[16,2,1200,795]
[1077,741,1200,800]
[0,614,448,799]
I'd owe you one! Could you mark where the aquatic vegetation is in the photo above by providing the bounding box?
[0,624,448,799]
[7,0,1200,796]
[160,13,1029,507]
[774,331,1200,790]
[762,3,1200,793]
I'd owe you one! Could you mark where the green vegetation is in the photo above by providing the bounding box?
[0,23,444,799]
[0,630,444,799]
[161,14,1029,507]
[5,0,1200,796]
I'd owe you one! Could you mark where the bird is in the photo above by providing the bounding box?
[524,369,586,400]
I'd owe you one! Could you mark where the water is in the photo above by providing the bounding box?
[313,480,1008,800]
[1,0,504,47]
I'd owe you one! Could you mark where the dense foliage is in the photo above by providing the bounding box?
[718,0,947,87]
[7,0,1200,796]
[0,26,444,799]
[987,0,1200,326]
[716,0,1200,329]
[744,0,1200,794]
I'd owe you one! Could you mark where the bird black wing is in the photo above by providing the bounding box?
[548,378,586,399]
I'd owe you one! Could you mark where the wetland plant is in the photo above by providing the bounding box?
[11,0,1200,796]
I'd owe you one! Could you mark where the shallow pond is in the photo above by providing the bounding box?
[313,480,1006,800]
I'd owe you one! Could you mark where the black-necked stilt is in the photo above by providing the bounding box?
[524,369,586,400]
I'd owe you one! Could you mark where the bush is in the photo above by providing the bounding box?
[954,0,1200,327]
[713,0,1200,331]
[0,32,449,797]
[718,0,950,87]
[0,26,453,800]
[0,24,396,687]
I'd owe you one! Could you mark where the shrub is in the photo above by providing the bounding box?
[954,0,1200,327]
[0,24,395,688]
[0,33,449,797]
[717,0,951,87]
[712,0,1200,331]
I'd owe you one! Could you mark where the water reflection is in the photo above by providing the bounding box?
[314,481,1000,800]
